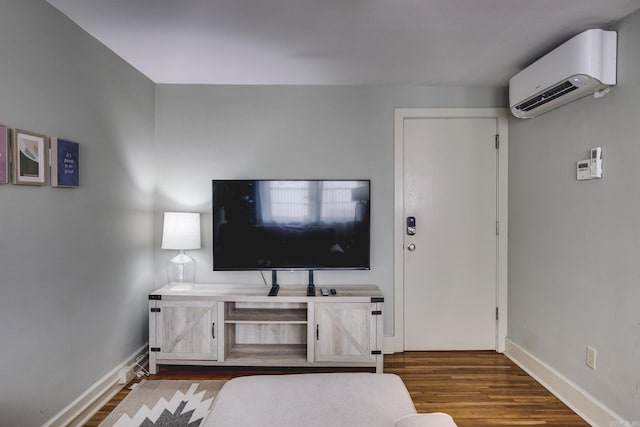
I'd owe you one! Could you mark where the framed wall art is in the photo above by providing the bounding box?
[51,138,79,187]
[12,128,48,186]
[0,125,8,184]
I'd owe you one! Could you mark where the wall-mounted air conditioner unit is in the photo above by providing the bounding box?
[509,29,617,119]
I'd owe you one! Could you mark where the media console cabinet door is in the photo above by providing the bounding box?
[314,302,377,363]
[154,300,218,360]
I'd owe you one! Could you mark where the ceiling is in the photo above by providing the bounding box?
[47,0,640,86]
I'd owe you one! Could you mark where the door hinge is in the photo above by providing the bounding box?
[495,134,500,149]
[150,307,161,313]
[496,221,500,236]
[371,310,382,316]
[149,295,162,300]
[496,307,499,321]
[371,297,384,303]
[150,347,161,352]
[371,350,382,355]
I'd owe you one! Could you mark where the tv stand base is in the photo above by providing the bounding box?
[148,284,385,374]
[306,284,315,296]
[268,284,280,296]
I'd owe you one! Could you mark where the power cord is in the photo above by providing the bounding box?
[260,271,268,286]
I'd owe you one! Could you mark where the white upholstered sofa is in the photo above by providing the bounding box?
[203,373,457,427]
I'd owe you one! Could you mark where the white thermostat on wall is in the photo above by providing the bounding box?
[577,160,591,180]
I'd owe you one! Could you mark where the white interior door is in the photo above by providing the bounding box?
[403,116,498,350]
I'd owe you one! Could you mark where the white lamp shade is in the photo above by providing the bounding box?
[161,212,201,250]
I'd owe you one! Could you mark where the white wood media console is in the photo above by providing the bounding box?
[148,284,384,374]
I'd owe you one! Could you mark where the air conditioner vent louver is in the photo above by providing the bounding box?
[509,29,617,118]
[515,81,578,112]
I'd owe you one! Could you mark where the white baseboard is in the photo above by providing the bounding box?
[43,344,148,427]
[383,335,406,354]
[505,338,628,427]
[383,336,395,354]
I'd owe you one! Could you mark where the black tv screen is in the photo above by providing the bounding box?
[212,180,370,271]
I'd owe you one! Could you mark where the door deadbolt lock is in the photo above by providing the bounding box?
[407,217,416,235]
[407,243,416,251]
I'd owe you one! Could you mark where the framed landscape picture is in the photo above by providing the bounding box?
[51,138,79,187]
[12,128,48,186]
[0,125,8,184]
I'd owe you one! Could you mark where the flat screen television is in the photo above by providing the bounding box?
[212,180,370,274]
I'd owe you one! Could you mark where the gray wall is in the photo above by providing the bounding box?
[508,10,640,422]
[0,1,156,426]
[154,84,506,335]
[12,0,638,423]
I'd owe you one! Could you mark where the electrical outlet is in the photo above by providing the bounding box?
[586,346,597,370]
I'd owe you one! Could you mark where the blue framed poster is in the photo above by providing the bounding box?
[51,138,79,187]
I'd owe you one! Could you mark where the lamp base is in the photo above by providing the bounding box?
[168,283,195,291]
[166,250,196,286]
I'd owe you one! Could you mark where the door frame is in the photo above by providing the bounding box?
[393,108,508,353]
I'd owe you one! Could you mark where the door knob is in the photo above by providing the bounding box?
[407,243,416,251]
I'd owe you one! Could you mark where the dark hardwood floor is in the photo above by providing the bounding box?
[385,352,588,427]
[85,351,588,426]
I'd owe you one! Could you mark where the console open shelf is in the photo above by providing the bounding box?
[224,303,307,324]
[225,344,308,363]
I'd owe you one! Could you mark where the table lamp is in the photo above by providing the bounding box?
[161,212,201,290]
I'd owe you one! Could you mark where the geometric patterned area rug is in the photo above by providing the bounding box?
[98,380,226,427]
